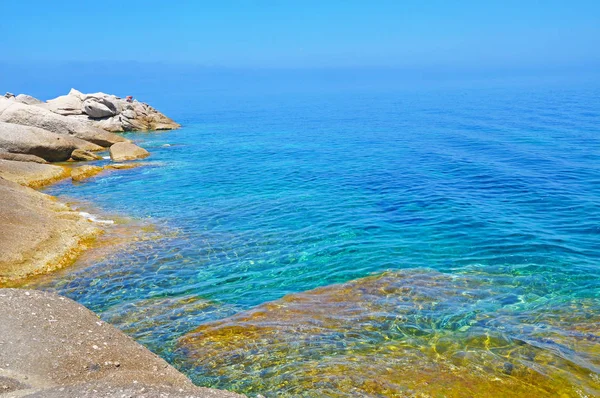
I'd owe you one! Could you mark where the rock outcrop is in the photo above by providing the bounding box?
[0,159,69,188]
[0,149,48,164]
[44,89,180,132]
[109,142,150,161]
[0,121,91,162]
[38,92,84,116]
[0,101,126,147]
[15,94,43,105]
[0,288,244,397]
[0,88,179,281]
[71,148,103,161]
[0,177,100,282]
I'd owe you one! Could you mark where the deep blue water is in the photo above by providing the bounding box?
[28,81,600,396]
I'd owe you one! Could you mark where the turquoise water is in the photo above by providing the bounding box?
[29,82,600,396]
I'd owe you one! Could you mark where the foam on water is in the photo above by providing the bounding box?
[78,211,115,225]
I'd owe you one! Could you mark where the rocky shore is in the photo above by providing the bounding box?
[0,89,178,283]
[0,90,245,397]
[0,289,243,398]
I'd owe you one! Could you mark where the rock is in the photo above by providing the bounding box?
[38,92,84,116]
[68,136,105,152]
[68,87,85,100]
[109,142,149,161]
[28,89,179,132]
[0,289,244,397]
[0,96,14,114]
[92,115,125,132]
[0,102,127,147]
[71,148,103,161]
[4,92,15,99]
[125,100,180,131]
[71,165,103,182]
[104,162,147,170]
[0,121,82,162]
[0,149,48,164]
[15,94,43,105]
[83,97,118,118]
[0,178,100,282]
[0,159,69,188]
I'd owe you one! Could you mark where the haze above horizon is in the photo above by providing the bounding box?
[2,0,600,72]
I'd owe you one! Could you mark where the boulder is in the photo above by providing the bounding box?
[0,102,127,147]
[0,289,244,397]
[71,165,103,182]
[15,94,43,105]
[83,97,118,118]
[67,136,105,152]
[92,115,125,132]
[38,92,83,116]
[0,159,69,188]
[71,148,103,161]
[123,100,180,131]
[109,142,149,161]
[0,149,48,164]
[86,92,179,131]
[0,121,81,162]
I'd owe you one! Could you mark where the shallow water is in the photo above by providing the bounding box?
[25,82,600,396]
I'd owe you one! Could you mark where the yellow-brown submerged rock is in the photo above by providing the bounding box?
[178,269,600,397]
[71,165,103,182]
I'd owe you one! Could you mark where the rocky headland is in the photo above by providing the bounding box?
[0,90,245,397]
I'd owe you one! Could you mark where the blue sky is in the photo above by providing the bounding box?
[2,0,599,70]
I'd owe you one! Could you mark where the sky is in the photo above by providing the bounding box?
[2,0,600,71]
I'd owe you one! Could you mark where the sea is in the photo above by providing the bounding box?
[16,69,600,397]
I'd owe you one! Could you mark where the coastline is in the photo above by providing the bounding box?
[0,90,246,397]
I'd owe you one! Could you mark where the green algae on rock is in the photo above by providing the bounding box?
[176,269,600,397]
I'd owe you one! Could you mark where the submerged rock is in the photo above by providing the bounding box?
[104,162,147,170]
[71,165,103,182]
[177,269,600,397]
[109,142,149,161]
[0,288,245,397]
